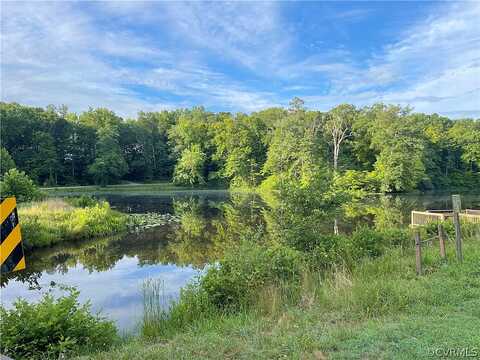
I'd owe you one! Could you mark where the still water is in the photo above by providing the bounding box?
[1,190,479,332]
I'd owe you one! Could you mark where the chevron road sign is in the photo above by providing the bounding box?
[1,197,26,273]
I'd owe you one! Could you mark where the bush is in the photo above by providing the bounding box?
[201,242,303,311]
[307,226,411,270]
[140,240,304,338]
[167,240,304,315]
[348,226,387,258]
[0,168,43,202]
[422,220,480,241]
[308,234,349,270]
[0,288,117,359]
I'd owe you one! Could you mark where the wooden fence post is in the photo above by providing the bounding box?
[437,223,446,259]
[452,194,463,262]
[414,230,422,275]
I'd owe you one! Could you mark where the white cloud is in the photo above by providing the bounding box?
[161,2,291,72]
[294,2,480,117]
[0,2,176,116]
[0,1,279,115]
[1,1,478,117]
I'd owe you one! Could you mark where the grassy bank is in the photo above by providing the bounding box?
[78,224,480,359]
[18,198,128,249]
[42,181,228,196]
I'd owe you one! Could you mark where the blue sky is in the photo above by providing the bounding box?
[2,1,479,118]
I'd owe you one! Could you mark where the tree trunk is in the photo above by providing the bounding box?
[333,143,339,172]
[151,143,157,175]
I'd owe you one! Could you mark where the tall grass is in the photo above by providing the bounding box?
[19,198,128,249]
[138,222,480,341]
[142,279,172,338]
[85,223,480,359]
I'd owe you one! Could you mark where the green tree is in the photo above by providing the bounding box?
[213,114,267,187]
[288,97,305,112]
[0,168,42,202]
[366,105,427,192]
[449,120,480,170]
[262,110,324,189]
[0,147,16,177]
[173,144,206,186]
[325,104,357,172]
[88,126,128,186]
[26,131,58,185]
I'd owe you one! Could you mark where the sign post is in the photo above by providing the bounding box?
[0,197,26,273]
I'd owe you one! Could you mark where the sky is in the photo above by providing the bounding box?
[1,1,479,118]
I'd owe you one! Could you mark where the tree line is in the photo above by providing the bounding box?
[1,99,479,192]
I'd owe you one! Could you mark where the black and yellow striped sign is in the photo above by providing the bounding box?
[1,197,26,273]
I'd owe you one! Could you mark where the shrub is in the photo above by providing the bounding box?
[307,227,411,270]
[198,241,303,311]
[422,220,480,240]
[308,234,349,270]
[140,240,304,338]
[0,288,117,359]
[379,227,411,247]
[348,226,387,258]
[0,168,43,202]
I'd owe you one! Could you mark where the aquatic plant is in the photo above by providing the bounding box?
[127,212,181,231]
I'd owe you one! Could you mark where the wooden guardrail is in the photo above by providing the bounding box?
[459,213,480,224]
[411,210,480,226]
[412,196,480,275]
[411,211,446,226]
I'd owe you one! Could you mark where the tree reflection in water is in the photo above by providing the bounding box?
[3,192,477,289]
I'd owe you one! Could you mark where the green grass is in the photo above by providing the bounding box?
[18,198,128,249]
[78,232,480,359]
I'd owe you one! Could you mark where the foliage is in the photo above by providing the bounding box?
[200,242,303,310]
[373,143,426,192]
[19,198,127,249]
[140,239,304,338]
[173,144,207,185]
[265,172,345,252]
[86,236,480,360]
[306,226,411,270]
[1,102,479,191]
[0,288,117,359]
[421,219,480,240]
[333,169,379,198]
[324,103,357,171]
[213,114,267,187]
[0,168,43,202]
[88,123,128,186]
[262,110,324,188]
[0,147,16,177]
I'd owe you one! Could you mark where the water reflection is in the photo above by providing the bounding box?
[1,190,479,331]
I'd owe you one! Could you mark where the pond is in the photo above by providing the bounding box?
[1,190,479,332]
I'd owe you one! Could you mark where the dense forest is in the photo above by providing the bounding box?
[1,99,479,192]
